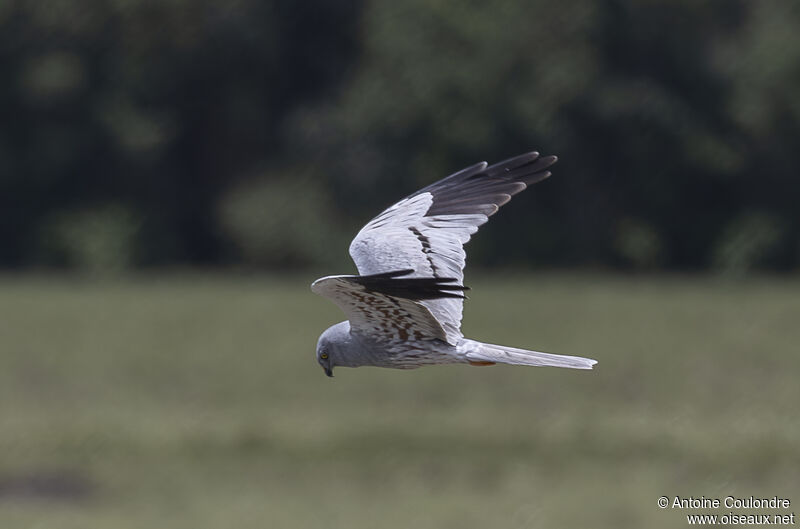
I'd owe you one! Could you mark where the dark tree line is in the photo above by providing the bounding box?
[1,0,798,273]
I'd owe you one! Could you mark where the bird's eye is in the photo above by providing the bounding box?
[320,353,329,360]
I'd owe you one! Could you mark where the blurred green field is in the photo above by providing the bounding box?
[0,273,798,528]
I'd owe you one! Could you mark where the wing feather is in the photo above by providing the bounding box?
[348,151,557,343]
[311,271,468,345]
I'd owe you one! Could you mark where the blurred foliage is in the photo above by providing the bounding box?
[1,0,799,271]
[712,211,784,276]
[614,218,663,270]
[39,203,142,273]
[218,170,347,268]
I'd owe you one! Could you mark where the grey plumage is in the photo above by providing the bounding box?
[311,151,597,377]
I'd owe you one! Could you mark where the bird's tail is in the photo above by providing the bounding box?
[462,340,597,370]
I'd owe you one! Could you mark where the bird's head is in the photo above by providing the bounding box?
[316,338,334,377]
[316,321,351,378]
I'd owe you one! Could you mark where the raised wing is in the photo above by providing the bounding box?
[348,151,556,343]
[310,270,469,344]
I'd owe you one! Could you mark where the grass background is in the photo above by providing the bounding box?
[1,273,798,528]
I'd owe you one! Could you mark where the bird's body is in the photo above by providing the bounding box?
[318,320,596,371]
[317,321,456,370]
[311,151,597,376]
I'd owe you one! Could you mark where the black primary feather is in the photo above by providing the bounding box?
[350,269,469,301]
[413,152,557,217]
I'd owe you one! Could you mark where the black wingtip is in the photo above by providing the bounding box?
[352,270,469,301]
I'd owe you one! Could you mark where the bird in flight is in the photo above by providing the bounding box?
[311,151,597,377]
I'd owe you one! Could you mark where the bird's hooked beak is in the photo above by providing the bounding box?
[324,366,334,378]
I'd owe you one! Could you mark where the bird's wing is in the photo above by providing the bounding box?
[349,152,556,344]
[311,270,469,344]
